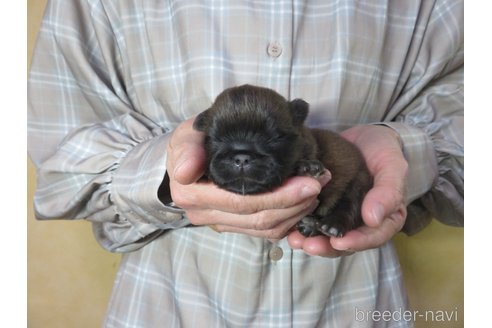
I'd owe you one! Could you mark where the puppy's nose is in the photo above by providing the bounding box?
[233,153,251,168]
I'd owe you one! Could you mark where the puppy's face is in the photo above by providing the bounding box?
[194,85,309,194]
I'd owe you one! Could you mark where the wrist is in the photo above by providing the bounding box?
[374,122,438,203]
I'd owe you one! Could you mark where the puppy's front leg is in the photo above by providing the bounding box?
[295,159,327,237]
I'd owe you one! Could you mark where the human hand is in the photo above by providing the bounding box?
[287,125,408,257]
[166,117,331,240]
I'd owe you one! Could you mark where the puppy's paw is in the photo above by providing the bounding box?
[297,214,353,238]
[296,160,325,178]
[296,215,320,237]
[317,221,346,238]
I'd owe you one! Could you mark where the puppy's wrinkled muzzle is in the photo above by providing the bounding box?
[208,151,282,195]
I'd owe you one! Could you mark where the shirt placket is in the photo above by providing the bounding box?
[262,238,294,326]
[264,2,294,99]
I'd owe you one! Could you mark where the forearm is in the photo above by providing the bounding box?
[376,0,464,233]
[31,113,187,252]
[381,68,464,234]
[28,0,188,252]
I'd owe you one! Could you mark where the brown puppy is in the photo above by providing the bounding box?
[194,85,372,237]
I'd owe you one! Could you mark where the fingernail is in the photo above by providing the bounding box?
[372,203,385,225]
[300,185,320,199]
[316,169,332,186]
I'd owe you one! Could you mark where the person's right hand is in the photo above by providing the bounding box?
[166,117,330,240]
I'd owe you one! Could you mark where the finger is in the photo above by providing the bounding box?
[287,229,306,249]
[362,185,405,227]
[362,156,408,227]
[287,230,351,258]
[167,117,206,185]
[212,215,300,240]
[209,200,319,239]
[172,175,324,215]
[187,197,319,231]
[330,210,406,251]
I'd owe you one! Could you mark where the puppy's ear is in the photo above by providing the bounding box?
[288,99,309,126]
[193,109,212,132]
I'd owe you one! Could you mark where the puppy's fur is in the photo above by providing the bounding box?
[194,85,372,237]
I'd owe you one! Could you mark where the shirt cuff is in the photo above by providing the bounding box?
[376,122,439,204]
[111,133,187,236]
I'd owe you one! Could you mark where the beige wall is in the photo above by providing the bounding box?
[27,1,463,327]
[394,223,464,327]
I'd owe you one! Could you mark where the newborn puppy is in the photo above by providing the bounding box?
[193,85,372,237]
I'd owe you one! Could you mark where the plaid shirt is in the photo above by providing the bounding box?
[28,0,463,327]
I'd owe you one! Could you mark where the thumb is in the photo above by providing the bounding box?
[167,118,207,185]
[172,142,206,185]
[361,185,405,227]
[361,145,408,227]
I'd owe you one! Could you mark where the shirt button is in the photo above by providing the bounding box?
[269,246,284,261]
[267,41,283,58]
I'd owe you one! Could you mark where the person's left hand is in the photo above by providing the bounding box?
[287,124,408,257]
